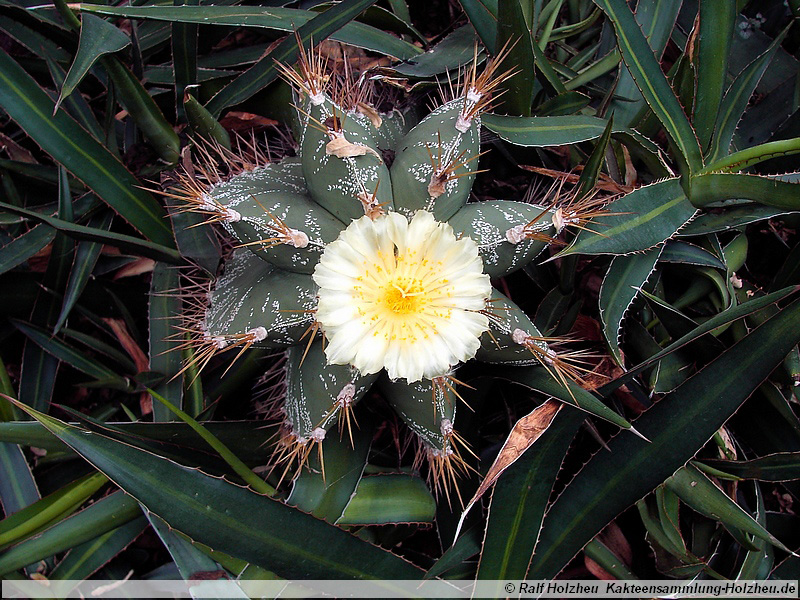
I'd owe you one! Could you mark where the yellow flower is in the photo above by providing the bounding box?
[313,210,491,382]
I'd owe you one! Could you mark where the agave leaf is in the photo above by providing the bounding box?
[736,483,773,580]
[147,513,235,582]
[0,420,274,467]
[575,116,613,200]
[696,453,800,482]
[655,485,685,556]
[0,201,181,264]
[0,491,143,576]
[608,0,681,128]
[700,138,800,174]
[0,49,172,246]
[204,0,389,114]
[149,389,275,496]
[584,537,637,580]
[102,56,181,164]
[49,517,148,580]
[659,240,727,270]
[425,525,480,579]
[475,408,584,580]
[0,225,55,277]
[0,472,107,549]
[707,28,787,163]
[489,365,632,431]
[496,0,535,116]
[338,474,436,525]
[77,4,421,63]
[8,401,426,580]
[149,264,184,419]
[17,169,75,413]
[624,319,690,394]
[599,247,662,364]
[558,178,696,257]
[0,443,40,532]
[54,209,114,334]
[598,287,793,396]
[596,0,702,173]
[526,296,800,578]
[690,172,800,211]
[482,113,659,153]
[666,463,793,554]
[56,14,130,112]
[679,205,799,236]
[171,0,198,120]
[393,25,480,78]
[13,321,131,391]
[458,0,497,50]
[693,0,735,150]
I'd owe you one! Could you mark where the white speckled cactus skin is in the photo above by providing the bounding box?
[185,46,579,484]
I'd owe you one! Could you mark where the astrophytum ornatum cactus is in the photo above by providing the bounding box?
[170,44,599,493]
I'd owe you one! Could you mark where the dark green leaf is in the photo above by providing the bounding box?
[54,209,114,334]
[393,25,479,78]
[13,321,130,389]
[0,50,173,247]
[527,297,800,578]
[596,0,702,172]
[0,225,55,277]
[708,29,786,163]
[496,0,535,116]
[476,409,583,580]
[458,0,497,51]
[599,247,661,364]
[56,14,130,112]
[659,240,726,269]
[482,113,658,152]
[11,403,426,580]
[693,0,735,150]
[666,463,792,553]
[149,264,184,420]
[0,201,181,264]
[0,491,143,576]
[49,517,147,580]
[697,453,800,482]
[205,0,385,115]
[678,205,798,236]
[599,286,798,396]
[489,366,632,431]
[559,178,696,256]
[691,173,800,211]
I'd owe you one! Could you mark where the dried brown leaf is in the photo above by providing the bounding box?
[325,135,380,159]
[454,399,562,539]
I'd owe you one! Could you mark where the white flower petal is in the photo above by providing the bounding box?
[313,211,491,383]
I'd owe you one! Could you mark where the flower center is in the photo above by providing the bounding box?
[384,279,425,314]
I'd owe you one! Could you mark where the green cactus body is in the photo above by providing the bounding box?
[178,45,578,492]
[203,250,317,348]
[299,96,392,222]
[448,200,556,277]
[368,109,409,153]
[380,376,456,456]
[208,160,345,273]
[477,290,550,366]
[283,337,378,443]
[390,99,480,222]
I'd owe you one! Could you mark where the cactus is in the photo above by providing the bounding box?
[167,43,602,493]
